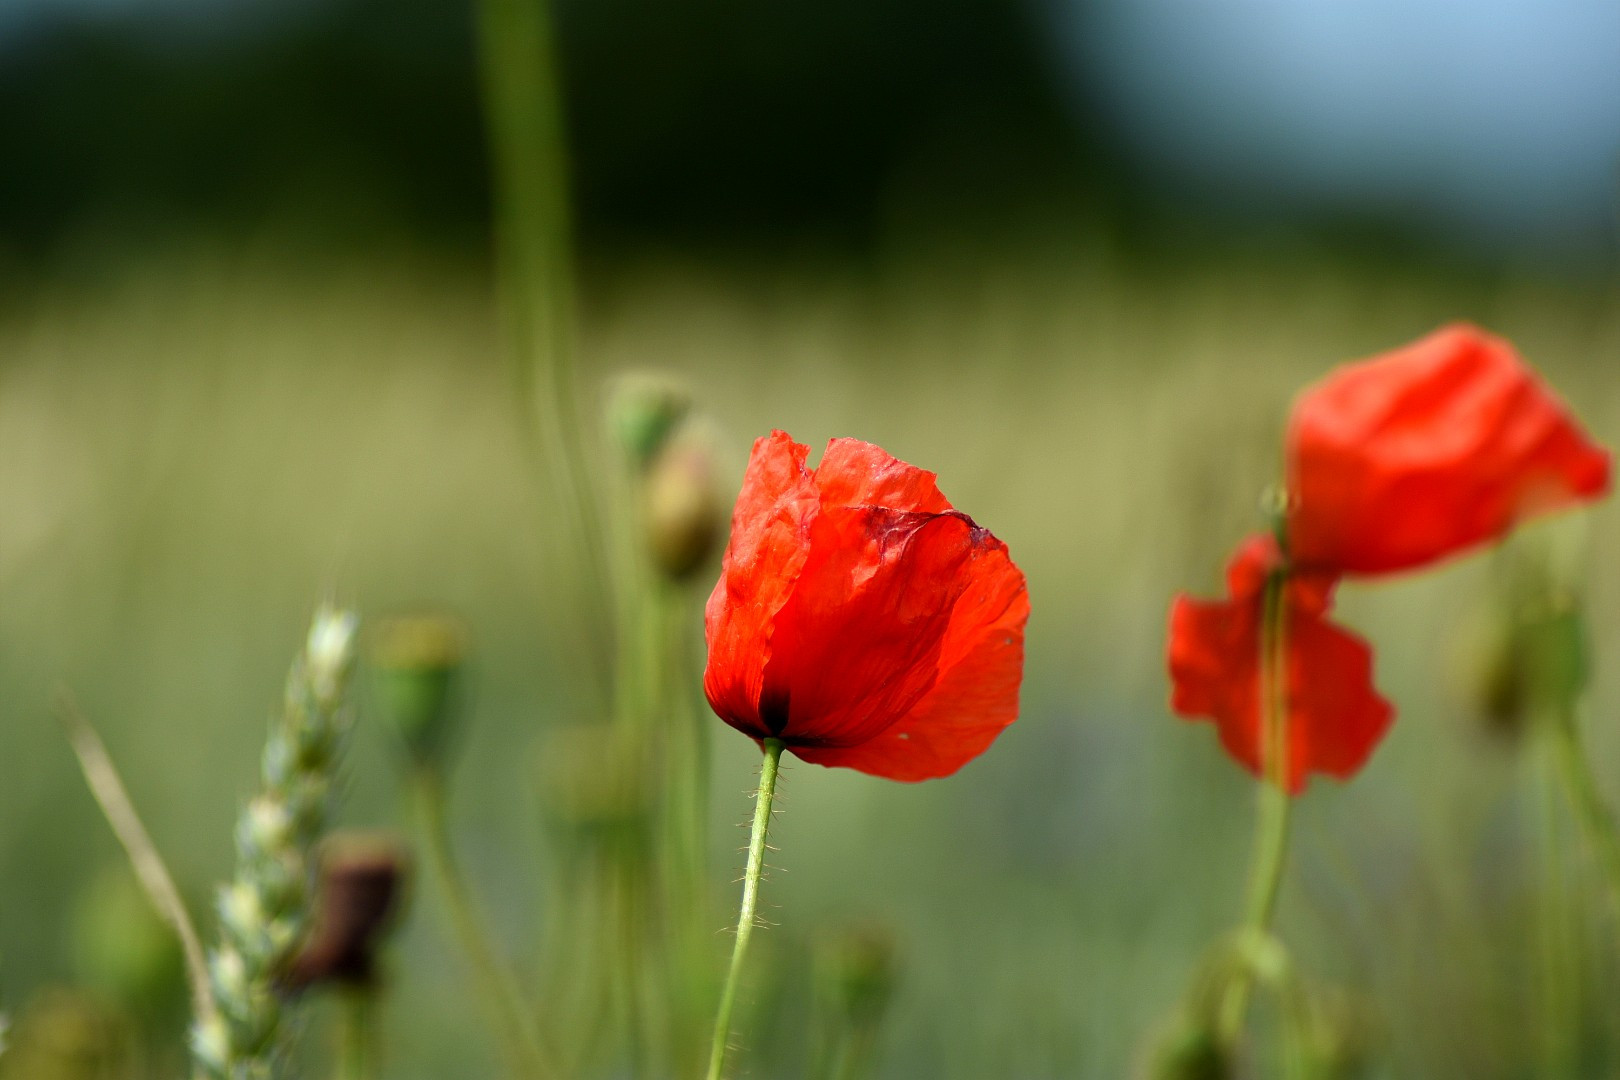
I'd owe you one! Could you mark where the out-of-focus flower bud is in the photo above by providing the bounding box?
[69,868,184,1015]
[643,430,724,582]
[1302,988,1373,1080]
[1146,1024,1232,1080]
[537,725,650,828]
[814,923,898,1032]
[370,614,467,770]
[1519,596,1589,714]
[1462,589,1590,741]
[607,373,691,469]
[0,989,124,1080]
[283,832,409,993]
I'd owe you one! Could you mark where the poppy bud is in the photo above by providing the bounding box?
[1301,988,1373,1080]
[282,833,409,993]
[1466,622,1530,740]
[1146,1025,1232,1080]
[536,724,650,827]
[0,990,124,1080]
[815,923,897,1025]
[1519,598,1589,715]
[607,372,691,469]
[369,614,467,770]
[69,868,184,1015]
[643,430,724,582]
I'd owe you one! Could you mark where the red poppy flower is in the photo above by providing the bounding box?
[704,431,1029,781]
[1287,323,1611,576]
[1167,535,1392,794]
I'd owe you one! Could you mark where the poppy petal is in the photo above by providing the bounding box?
[1284,612,1393,784]
[1287,323,1611,575]
[703,431,820,736]
[812,437,953,514]
[795,540,1028,780]
[759,508,989,748]
[1168,537,1392,793]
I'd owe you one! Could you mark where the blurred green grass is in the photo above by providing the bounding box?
[3,235,1620,1077]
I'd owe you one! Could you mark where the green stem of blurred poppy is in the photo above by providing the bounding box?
[1535,728,1581,1077]
[1548,705,1620,932]
[336,991,376,1080]
[414,771,555,1080]
[1218,567,1292,1046]
[706,738,786,1080]
[474,0,613,684]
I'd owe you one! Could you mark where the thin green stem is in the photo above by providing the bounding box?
[336,991,376,1080]
[1218,567,1293,1046]
[474,0,614,685]
[706,739,786,1080]
[1548,706,1620,931]
[55,690,216,1030]
[414,772,554,1080]
[1536,728,1581,1077]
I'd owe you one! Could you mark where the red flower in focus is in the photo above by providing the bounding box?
[1287,323,1611,576]
[1170,324,1609,791]
[704,431,1029,781]
[1168,535,1391,794]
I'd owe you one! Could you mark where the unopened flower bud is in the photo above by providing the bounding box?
[643,432,723,581]
[69,868,184,1014]
[814,923,897,1029]
[607,373,691,468]
[283,832,409,993]
[537,725,649,827]
[370,614,467,769]
[1302,987,1373,1080]
[0,990,121,1080]
[1147,1025,1232,1080]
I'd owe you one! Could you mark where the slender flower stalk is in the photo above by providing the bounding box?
[706,739,785,1080]
[1548,711,1620,930]
[412,770,555,1080]
[1217,566,1292,1047]
[336,991,376,1080]
[191,607,359,1080]
[1535,737,1580,1078]
[474,0,612,685]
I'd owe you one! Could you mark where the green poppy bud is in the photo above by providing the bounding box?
[69,868,184,1016]
[369,615,467,770]
[1147,1025,1232,1080]
[814,923,897,1029]
[607,373,691,469]
[643,430,723,582]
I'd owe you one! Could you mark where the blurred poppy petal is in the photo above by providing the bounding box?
[1168,535,1392,793]
[795,539,1028,780]
[1287,323,1611,575]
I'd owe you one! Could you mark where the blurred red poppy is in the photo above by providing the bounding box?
[704,431,1029,781]
[1287,323,1611,576]
[1168,535,1392,794]
[1170,323,1608,792]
